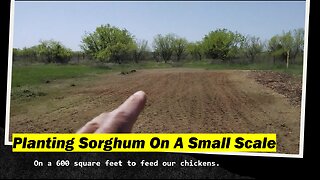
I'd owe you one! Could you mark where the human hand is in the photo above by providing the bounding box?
[77,91,147,133]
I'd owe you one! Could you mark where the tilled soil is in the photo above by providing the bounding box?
[9,69,302,154]
[248,71,302,106]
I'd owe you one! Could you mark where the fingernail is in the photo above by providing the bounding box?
[134,91,146,97]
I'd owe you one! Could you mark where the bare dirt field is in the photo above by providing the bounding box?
[9,69,302,154]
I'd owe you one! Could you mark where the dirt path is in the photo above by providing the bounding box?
[9,69,301,154]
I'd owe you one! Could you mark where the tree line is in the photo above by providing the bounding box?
[13,24,304,68]
[14,40,73,64]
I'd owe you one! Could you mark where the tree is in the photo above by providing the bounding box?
[202,29,244,61]
[153,34,175,63]
[227,32,245,60]
[38,40,72,63]
[279,31,294,68]
[152,50,161,62]
[72,51,86,64]
[12,48,21,62]
[268,35,283,64]
[188,41,204,60]
[268,29,303,67]
[243,35,264,63]
[291,28,304,64]
[13,47,37,62]
[80,24,136,64]
[172,36,188,61]
[133,40,148,63]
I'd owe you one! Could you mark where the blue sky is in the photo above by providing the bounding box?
[13,1,306,51]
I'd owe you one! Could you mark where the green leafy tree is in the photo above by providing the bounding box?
[202,29,244,61]
[38,40,72,63]
[268,35,283,64]
[133,39,148,63]
[227,32,245,60]
[12,48,21,62]
[153,34,175,63]
[80,24,136,64]
[187,41,204,61]
[152,50,161,62]
[291,28,304,63]
[268,29,304,67]
[243,35,264,63]
[279,31,294,68]
[14,46,39,62]
[172,36,188,61]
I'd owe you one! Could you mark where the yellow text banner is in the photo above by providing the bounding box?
[12,133,276,153]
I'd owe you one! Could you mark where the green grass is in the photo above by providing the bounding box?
[270,64,303,77]
[11,62,172,87]
[11,60,303,87]
[11,64,110,87]
[112,61,172,70]
[183,60,303,76]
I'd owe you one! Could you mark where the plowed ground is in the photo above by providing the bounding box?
[9,69,302,154]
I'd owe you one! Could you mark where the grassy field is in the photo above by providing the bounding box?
[11,62,174,87]
[11,60,303,88]
[12,64,107,87]
[183,60,304,76]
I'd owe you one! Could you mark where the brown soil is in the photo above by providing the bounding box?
[248,71,302,106]
[9,69,302,154]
